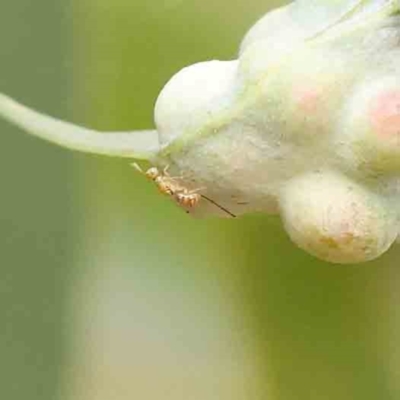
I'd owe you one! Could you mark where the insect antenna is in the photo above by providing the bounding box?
[131,162,144,174]
[201,194,236,218]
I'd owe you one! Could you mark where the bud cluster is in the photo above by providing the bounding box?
[1,1,399,263]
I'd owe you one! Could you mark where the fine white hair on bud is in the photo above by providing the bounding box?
[1,0,400,263]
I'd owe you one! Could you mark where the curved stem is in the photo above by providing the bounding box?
[0,93,159,159]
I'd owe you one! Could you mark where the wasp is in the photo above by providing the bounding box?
[132,163,236,217]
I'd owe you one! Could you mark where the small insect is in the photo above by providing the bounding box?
[132,163,236,217]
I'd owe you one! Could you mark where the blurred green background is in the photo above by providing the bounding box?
[1,1,400,399]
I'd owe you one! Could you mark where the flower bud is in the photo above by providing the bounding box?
[155,60,237,147]
[280,171,398,263]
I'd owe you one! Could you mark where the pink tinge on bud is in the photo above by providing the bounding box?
[369,89,400,140]
[292,84,324,114]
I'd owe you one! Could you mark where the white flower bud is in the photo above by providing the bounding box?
[155,60,238,147]
[280,171,398,264]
